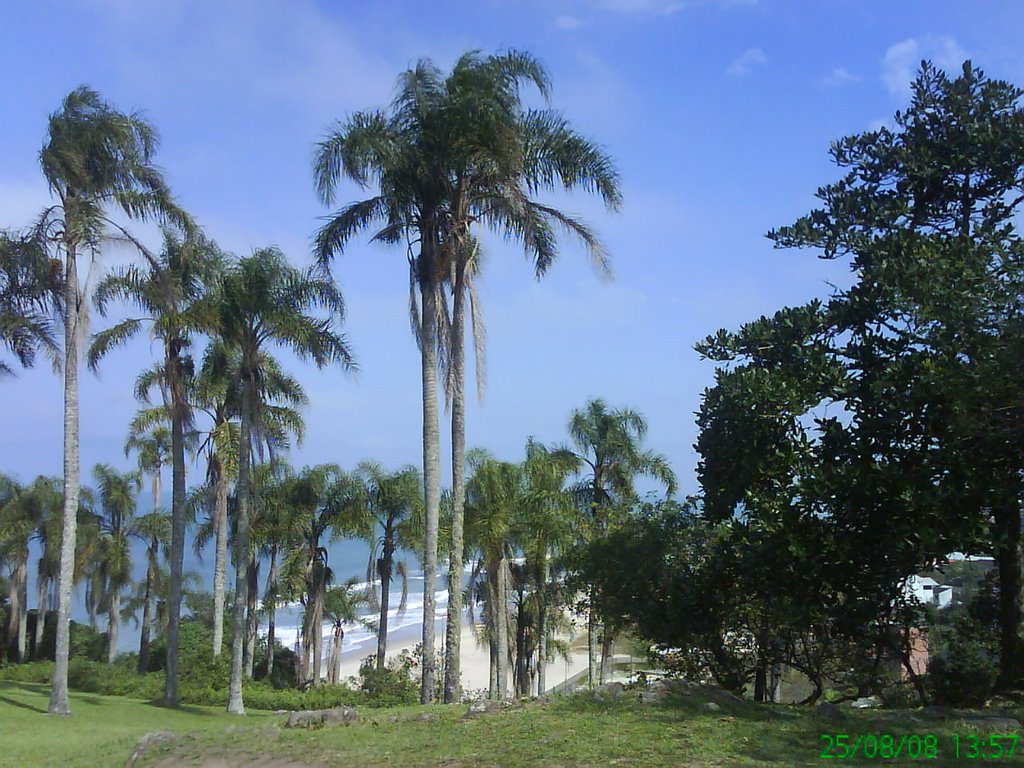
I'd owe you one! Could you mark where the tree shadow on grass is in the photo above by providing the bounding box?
[0,695,47,713]
[143,700,226,717]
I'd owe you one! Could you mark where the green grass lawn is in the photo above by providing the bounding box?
[3,680,1024,767]
[0,681,272,768]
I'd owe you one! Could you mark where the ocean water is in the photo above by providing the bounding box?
[265,571,464,665]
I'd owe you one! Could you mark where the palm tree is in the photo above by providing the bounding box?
[123,421,172,673]
[464,452,525,700]
[314,51,621,702]
[189,340,239,658]
[215,248,353,714]
[89,229,217,703]
[0,228,62,377]
[29,477,64,660]
[350,463,423,671]
[323,578,368,684]
[189,341,308,660]
[314,62,457,702]
[440,51,621,703]
[0,476,64,663]
[31,86,188,714]
[516,439,579,695]
[130,509,170,673]
[91,464,142,663]
[565,398,677,686]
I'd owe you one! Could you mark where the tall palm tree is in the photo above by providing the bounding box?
[31,86,188,714]
[89,229,216,702]
[314,71,448,702]
[91,464,142,663]
[516,439,579,695]
[464,453,525,700]
[323,578,368,685]
[566,398,676,685]
[439,50,621,702]
[0,228,62,377]
[189,342,307,659]
[0,474,30,662]
[350,463,423,671]
[315,51,621,702]
[130,508,170,673]
[123,421,172,673]
[29,477,64,660]
[1,477,65,663]
[215,248,353,714]
[188,340,239,658]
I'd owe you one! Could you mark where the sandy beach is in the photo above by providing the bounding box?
[335,614,592,694]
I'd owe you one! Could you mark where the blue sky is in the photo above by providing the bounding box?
[2,0,1023,499]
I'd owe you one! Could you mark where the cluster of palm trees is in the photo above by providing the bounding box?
[0,48,652,712]
[0,463,171,670]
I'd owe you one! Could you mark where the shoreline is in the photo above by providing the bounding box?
[333,612,592,694]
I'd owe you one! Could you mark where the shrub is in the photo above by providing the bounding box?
[928,622,997,707]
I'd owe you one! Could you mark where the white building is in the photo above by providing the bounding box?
[904,575,953,609]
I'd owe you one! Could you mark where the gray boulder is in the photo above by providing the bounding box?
[124,731,180,767]
[284,706,359,729]
[851,696,881,709]
[462,699,506,719]
[596,681,626,699]
[638,690,665,705]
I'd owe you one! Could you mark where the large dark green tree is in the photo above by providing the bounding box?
[698,60,1024,695]
[768,60,1024,691]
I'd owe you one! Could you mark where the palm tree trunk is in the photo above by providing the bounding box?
[138,548,156,674]
[444,259,468,704]
[515,595,529,696]
[49,239,80,716]
[227,379,253,715]
[366,550,379,613]
[34,570,48,661]
[587,600,598,689]
[212,467,228,657]
[107,587,120,664]
[298,600,310,686]
[8,558,27,663]
[332,625,344,683]
[399,560,409,613]
[244,554,258,678]
[537,553,549,696]
[312,588,324,684]
[418,242,442,704]
[164,349,187,704]
[377,520,394,671]
[495,553,509,700]
[266,547,278,679]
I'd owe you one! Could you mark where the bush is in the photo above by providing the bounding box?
[357,647,419,706]
[928,623,997,707]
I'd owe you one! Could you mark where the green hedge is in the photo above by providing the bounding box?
[0,660,417,710]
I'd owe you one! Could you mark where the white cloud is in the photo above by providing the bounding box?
[90,0,396,121]
[554,14,587,29]
[591,0,755,12]
[594,0,685,14]
[820,67,860,87]
[881,35,967,98]
[727,48,767,76]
